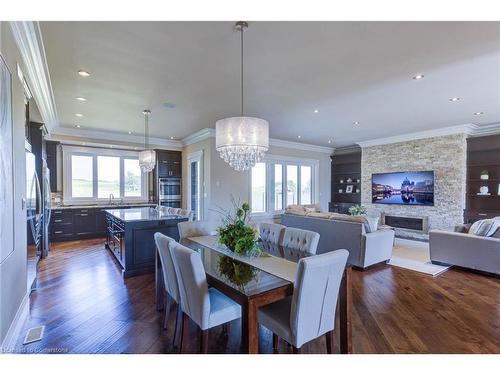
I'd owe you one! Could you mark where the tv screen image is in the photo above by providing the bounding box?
[371,171,434,206]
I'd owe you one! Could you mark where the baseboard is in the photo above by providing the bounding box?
[1,292,29,350]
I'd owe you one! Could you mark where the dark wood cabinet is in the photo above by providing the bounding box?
[464,134,500,223]
[156,150,182,178]
[46,140,58,192]
[74,209,97,236]
[330,148,361,214]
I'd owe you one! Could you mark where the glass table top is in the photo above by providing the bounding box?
[180,238,312,297]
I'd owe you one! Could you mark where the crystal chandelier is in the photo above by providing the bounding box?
[138,109,156,173]
[216,21,269,172]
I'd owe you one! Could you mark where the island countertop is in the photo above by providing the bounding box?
[105,207,185,222]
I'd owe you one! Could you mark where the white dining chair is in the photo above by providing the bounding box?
[257,249,349,353]
[154,233,182,335]
[169,242,242,353]
[280,227,320,254]
[259,222,286,244]
[178,220,213,240]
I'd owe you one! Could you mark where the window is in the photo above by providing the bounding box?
[63,145,148,203]
[286,165,298,205]
[71,155,93,198]
[124,159,141,197]
[300,165,312,204]
[98,156,120,198]
[251,162,266,213]
[250,156,319,215]
[274,164,283,211]
[187,150,204,221]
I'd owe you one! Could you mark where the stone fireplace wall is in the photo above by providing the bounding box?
[361,133,467,239]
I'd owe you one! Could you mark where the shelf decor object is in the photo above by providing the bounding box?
[138,109,156,173]
[346,185,353,193]
[480,170,489,180]
[216,21,269,171]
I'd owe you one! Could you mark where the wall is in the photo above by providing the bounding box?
[0,22,29,346]
[183,137,332,227]
[361,133,467,238]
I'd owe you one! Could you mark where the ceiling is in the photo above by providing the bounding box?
[40,21,500,147]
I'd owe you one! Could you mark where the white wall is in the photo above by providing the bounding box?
[183,137,332,227]
[0,22,29,346]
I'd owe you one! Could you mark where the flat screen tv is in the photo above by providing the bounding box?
[372,171,434,206]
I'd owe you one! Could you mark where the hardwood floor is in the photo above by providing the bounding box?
[14,238,500,354]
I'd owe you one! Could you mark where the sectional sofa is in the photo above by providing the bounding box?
[281,205,394,269]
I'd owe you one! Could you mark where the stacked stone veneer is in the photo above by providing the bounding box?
[361,133,467,239]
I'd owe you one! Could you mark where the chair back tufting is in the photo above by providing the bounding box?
[280,227,320,254]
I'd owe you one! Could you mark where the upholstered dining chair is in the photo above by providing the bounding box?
[178,220,213,240]
[280,227,321,254]
[154,233,181,334]
[257,249,349,353]
[169,242,242,353]
[259,222,286,244]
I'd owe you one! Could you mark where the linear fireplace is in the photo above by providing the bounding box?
[381,213,429,234]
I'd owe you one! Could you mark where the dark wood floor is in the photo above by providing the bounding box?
[15,238,500,354]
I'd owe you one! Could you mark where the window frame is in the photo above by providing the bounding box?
[62,145,149,204]
[249,154,319,216]
[186,150,204,220]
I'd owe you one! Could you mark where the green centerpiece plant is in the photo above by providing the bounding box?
[216,201,261,257]
[348,204,367,216]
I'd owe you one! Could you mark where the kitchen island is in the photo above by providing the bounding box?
[105,207,188,278]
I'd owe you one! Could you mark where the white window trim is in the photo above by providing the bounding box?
[62,145,149,205]
[249,154,319,217]
[186,150,204,220]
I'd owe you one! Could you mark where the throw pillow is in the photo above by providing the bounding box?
[469,218,500,237]
[366,216,379,232]
[304,207,317,213]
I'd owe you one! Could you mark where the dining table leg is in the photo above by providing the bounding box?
[241,299,259,354]
[338,266,352,354]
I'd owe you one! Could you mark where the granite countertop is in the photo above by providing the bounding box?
[105,207,185,222]
[51,203,155,210]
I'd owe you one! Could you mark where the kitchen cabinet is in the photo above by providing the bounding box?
[157,150,182,178]
[45,140,58,192]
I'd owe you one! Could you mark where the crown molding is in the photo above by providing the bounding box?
[9,21,58,131]
[356,124,478,148]
[48,126,183,150]
[470,123,500,137]
[181,128,215,146]
[181,127,334,154]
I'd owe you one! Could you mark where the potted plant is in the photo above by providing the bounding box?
[480,170,489,180]
[216,201,260,257]
[348,204,367,216]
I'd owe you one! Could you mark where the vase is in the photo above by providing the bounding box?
[480,174,489,180]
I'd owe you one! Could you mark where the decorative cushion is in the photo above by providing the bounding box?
[469,218,500,237]
[364,216,379,232]
[329,213,375,233]
[286,209,307,216]
[305,212,331,219]
[287,204,306,211]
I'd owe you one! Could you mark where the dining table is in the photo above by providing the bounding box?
[155,235,352,354]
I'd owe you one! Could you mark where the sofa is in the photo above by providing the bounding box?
[281,206,394,269]
[430,223,500,275]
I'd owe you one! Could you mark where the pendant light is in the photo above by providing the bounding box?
[215,21,269,172]
[138,109,156,173]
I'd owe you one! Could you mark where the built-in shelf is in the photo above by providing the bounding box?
[330,148,361,214]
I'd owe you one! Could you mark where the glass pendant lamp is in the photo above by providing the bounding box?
[138,109,156,173]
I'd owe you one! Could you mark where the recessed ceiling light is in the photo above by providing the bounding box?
[313,109,320,113]
[128,131,132,134]
[75,125,81,128]
[75,113,83,117]
[110,145,113,148]
[449,97,461,102]
[170,136,174,140]
[328,139,332,144]
[78,70,90,77]
[412,74,425,80]
[297,135,302,139]
[353,121,360,125]
[75,97,87,102]
[474,111,484,116]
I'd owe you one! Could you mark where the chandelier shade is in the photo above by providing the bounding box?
[216,116,269,171]
[138,149,156,173]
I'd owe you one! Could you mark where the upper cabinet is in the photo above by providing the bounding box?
[45,140,59,192]
[157,150,182,178]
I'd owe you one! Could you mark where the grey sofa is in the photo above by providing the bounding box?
[429,230,500,275]
[281,213,394,269]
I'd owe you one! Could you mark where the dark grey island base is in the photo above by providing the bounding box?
[105,207,188,278]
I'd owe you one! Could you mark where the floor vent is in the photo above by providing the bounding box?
[23,326,45,345]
